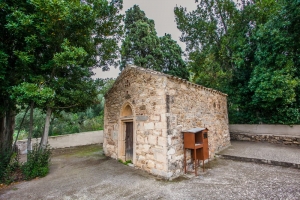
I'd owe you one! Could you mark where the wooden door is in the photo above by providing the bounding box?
[125,122,133,161]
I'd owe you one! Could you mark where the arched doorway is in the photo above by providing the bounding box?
[119,103,135,162]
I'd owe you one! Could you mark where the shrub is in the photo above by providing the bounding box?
[21,143,52,180]
[0,148,21,184]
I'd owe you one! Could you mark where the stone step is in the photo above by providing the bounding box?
[217,141,300,169]
[218,154,300,169]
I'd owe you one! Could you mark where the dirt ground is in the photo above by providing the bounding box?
[0,144,299,200]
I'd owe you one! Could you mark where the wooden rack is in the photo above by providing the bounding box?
[182,127,209,176]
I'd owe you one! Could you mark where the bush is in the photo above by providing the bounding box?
[21,143,52,180]
[0,148,21,184]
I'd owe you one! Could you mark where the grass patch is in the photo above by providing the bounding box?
[118,159,132,165]
[51,145,104,159]
[73,145,103,157]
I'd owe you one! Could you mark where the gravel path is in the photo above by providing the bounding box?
[1,144,299,200]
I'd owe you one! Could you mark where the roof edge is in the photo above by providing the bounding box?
[105,65,228,98]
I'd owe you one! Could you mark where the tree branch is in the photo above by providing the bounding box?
[52,104,78,109]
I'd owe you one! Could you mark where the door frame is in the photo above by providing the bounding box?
[118,118,136,164]
[124,121,134,161]
[118,102,136,164]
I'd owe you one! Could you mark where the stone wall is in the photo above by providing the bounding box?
[104,66,230,179]
[229,124,300,137]
[16,131,103,154]
[230,124,300,146]
[230,133,300,146]
[165,77,230,177]
[104,67,170,177]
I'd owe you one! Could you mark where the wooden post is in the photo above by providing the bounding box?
[194,149,197,176]
[184,148,186,174]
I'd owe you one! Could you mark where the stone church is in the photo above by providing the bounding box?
[103,65,230,179]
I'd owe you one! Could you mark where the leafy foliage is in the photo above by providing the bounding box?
[121,6,162,70]
[0,142,51,184]
[175,0,237,90]
[13,79,114,138]
[21,143,51,180]
[0,149,21,184]
[121,5,189,79]
[159,34,189,79]
[11,83,54,107]
[175,0,300,124]
[1,0,123,153]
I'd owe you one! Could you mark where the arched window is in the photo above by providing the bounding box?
[121,105,133,117]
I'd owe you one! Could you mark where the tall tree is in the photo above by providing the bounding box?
[175,0,237,90]
[175,0,300,124]
[0,0,35,153]
[121,5,189,79]
[159,34,189,79]
[0,0,123,152]
[244,0,300,123]
[121,19,162,70]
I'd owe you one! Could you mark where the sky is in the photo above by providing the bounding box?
[93,0,197,79]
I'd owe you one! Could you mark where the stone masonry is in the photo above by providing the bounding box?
[229,124,300,146]
[103,65,230,179]
[230,132,300,146]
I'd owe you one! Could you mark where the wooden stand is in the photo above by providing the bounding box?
[182,128,209,176]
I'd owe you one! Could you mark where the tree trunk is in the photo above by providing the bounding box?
[0,109,16,153]
[7,110,16,152]
[13,105,30,149]
[27,102,34,152]
[40,107,52,149]
[0,114,6,152]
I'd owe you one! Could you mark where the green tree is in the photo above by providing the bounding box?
[225,0,300,124]
[121,5,189,79]
[13,78,115,139]
[175,0,300,124]
[238,0,300,123]
[174,0,237,90]
[0,0,123,152]
[159,34,189,79]
[120,5,161,70]
[11,82,54,150]
[123,4,151,31]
